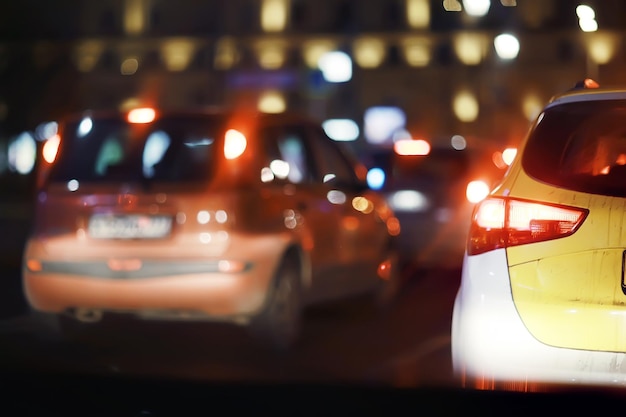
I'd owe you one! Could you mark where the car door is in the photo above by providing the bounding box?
[258,124,347,303]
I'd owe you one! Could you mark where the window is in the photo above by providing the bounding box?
[523,101,626,197]
[262,127,312,184]
[307,127,357,186]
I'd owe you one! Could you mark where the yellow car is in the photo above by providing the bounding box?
[452,80,626,388]
[23,107,400,351]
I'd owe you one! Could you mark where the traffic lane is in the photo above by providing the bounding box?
[0,267,463,388]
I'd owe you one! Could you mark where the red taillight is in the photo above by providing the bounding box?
[468,197,589,255]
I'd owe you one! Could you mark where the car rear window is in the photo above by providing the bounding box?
[523,99,626,197]
[48,115,221,184]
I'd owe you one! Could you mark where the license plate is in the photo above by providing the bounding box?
[88,214,172,239]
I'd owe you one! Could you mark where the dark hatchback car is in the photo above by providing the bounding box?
[22,107,401,351]
[363,143,504,270]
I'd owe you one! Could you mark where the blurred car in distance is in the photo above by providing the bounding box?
[363,140,505,270]
[452,80,626,389]
[22,107,401,351]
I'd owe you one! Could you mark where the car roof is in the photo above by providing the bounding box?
[57,107,322,128]
[546,87,626,109]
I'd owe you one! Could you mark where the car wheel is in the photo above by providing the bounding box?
[250,255,302,352]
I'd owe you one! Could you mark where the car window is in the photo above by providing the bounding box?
[261,126,313,184]
[48,115,219,184]
[523,101,626,197]
[307,127,358,186]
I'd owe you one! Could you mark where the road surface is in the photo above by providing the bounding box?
[0,264,462,388]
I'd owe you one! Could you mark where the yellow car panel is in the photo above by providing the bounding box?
[509,251,626,351]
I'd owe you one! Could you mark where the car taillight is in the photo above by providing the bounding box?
[467,197,588,255]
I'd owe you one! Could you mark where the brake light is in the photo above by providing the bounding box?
[468,197,588,255]
[393,139,431,156]
[224,129,247,160]
[127,108,156,124]
[42,134,61,164]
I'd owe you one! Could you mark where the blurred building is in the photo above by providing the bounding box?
[1,0,625,173]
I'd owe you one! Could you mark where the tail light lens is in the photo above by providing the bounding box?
[468,197,588,255]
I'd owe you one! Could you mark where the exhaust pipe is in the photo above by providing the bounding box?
[74,308,104,323]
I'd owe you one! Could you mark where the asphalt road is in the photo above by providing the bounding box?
[0,264,462,389]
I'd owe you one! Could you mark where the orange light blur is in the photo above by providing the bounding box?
[492,151,507,169]
[341,216,360,231]
[377,259,392,281]
[584,78,600,88]
[26,259,42,272]
[224,129,247,159]
[386,216,401,236]
[394,139,431,156]
[42,134,61,164]
[107,259,142,271]
[127,108,156,124]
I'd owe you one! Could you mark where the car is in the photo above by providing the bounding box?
[363,142,504,270]
[22,107,401,351]
[451,80,626,389]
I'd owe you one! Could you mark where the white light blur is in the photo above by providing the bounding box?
[364,106,406,144]
[323,173,336,183]
[318,51,352,83]
[466,180,490,203]
[261,167,275,182]
[197,210,210,225]
[270,159,290,179]
[67,179,79,192]
[502,148,517,165]
[579,18,598,32]
[387,190,429,212]
[199,232,212,244]
[464,0,491,17]
[576,5,595,20]
[451,135,467,150]
[78,117,93,138]
[367,168,386,190]
[494,33,520,60]
[224,129,247,160]
[35,121,58,141]
[43,134,61,164]
[143,131,171,177]
[215,210,228,224]
[8,132,36,175]
[394,139,431,156]
[327,190,347,205]
[322,119,359,141]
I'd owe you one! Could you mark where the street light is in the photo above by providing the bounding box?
[494,33,520,60]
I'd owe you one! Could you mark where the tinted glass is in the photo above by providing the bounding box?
[48,115,221,184]
[523,100,626,197]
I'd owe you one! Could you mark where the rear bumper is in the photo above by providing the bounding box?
[23,234,289,323]
[452,249,626,387]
